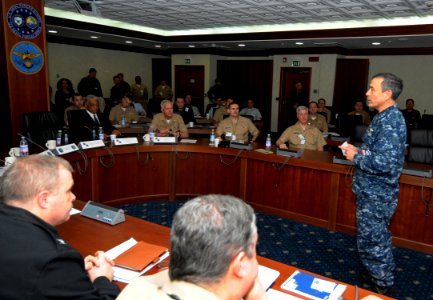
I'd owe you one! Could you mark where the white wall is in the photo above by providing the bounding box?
[47,43,165,98]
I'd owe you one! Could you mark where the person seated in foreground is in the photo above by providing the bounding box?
[150,100,189,138]
[0,155,120,299]
[276,105,326,151]
[240,99,262,121]
[348,100,371,125]
[117,194,267,300]
[64,92,85,126]
[308,101,328,132]
[174,97,195,124]
[109,94,139,125]
[216,102,259,143]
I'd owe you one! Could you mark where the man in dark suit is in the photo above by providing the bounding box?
[71,95,120,141]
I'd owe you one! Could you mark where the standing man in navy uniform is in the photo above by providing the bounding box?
[340,73,406,295]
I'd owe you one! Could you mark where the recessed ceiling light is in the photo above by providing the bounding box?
[155,45,162,48]
[48,30,58,34]
[372,42,381,45]
[90,35,99,39]
[125,40,133,44]
[188,45,195,48]
[238,43,246,47]
[295,42,304,45]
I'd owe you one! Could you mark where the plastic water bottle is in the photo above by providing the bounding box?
[19,136,29,157]
[98,127,104,140]
[56,130,62,146]
[149,129,155,143]
[210,129,215,146]
[121,115,126,127]
[64,132,69,144]
[265,133,272,150]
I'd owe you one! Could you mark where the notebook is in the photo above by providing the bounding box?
[115,240,168,271]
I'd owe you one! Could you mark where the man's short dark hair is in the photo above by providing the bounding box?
[89,68,97,73]
[169,195,256,285]
[373,73,403,100]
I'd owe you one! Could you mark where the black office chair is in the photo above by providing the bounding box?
[240,114,254,121]
[353,124,368,147]
[22,111,62,147]
[407,129,433,164]
[421,114,433,129]
[336,114,363,140]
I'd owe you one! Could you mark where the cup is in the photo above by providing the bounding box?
[188,122,194,128]
[8,147,20,157]
[214,138,220,147]
[110,134,117,143]
[143,134,150,142]
[45,140,56,150]
[4,156,17,167]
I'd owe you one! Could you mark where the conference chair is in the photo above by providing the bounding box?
[407,129,433,164]
[22,111,62,147]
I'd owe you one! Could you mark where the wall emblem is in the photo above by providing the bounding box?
[10,41,44,75]
[7,3,42,39]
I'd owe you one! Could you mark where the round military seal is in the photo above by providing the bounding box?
[10,41,44,75]
[7,3,42,39]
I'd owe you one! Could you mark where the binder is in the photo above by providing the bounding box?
[115,241,168,271]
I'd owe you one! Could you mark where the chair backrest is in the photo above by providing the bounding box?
[353,124,368,147]
[421,114,433,129]
[22,111,61,147]
[337,114,363,139]
[407,129,433,164]
[240,114,254,121]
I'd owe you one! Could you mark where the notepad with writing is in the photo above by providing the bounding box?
[281,270,346,300]
[115,241,168,271]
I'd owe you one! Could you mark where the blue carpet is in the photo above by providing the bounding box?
[120,200,433,299]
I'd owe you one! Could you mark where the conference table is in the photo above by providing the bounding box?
[57,200,393,299]
[64,138,433,255]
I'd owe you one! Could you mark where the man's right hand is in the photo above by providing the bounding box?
[85,251,115,282]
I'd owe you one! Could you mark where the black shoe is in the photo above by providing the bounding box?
[373,283,393,295]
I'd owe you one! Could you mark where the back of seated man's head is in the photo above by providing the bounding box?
[0,156,72,205]
[169,194,257,285]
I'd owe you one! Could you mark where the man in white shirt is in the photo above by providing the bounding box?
[240,99,262,120]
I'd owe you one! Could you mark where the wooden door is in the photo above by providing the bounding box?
[278,67,311,133]
[333,59,369,114]
[174,65,205,113]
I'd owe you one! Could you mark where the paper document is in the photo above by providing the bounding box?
[258,265,280,290]
[180,139,197,144]
[70,208,81,215]
[105,238,170,283]
[266,289,303,300]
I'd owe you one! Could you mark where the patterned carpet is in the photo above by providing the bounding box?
[119,200,433,300]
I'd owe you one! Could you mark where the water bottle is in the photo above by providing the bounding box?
[121,115,126,127]
[209,129,215,146]
[98,127,104,140]
[56,130,62,146]
[149,129,155,143]
[19,136,29,157]
[265,133,271,150]
[64,132,69,144]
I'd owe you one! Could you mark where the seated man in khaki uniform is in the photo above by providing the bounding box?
[276,106,326,151]
[150,100,189,138]
[348,100,371,125]
[308,101,328,132]
[216,102,259,143]
[117,195,267,300]
[109,94,138,125]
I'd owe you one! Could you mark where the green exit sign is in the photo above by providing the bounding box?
[292,60,301,67]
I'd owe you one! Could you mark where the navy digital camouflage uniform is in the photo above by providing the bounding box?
[352,104,406,287]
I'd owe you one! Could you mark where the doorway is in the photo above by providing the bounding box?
[278,67,311,133]
[174,65,205,114]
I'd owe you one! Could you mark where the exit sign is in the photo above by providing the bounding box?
[292,60,301,67]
